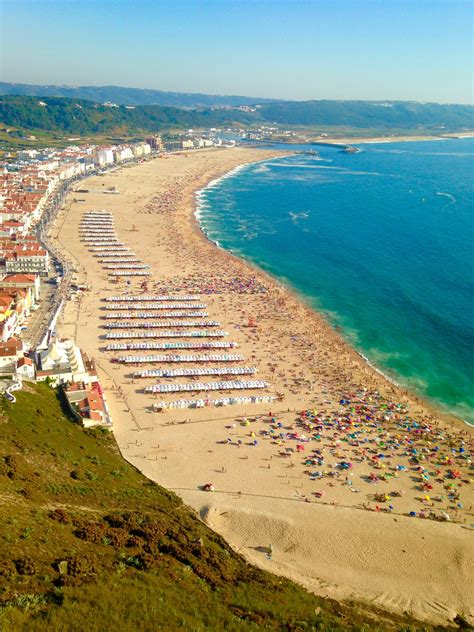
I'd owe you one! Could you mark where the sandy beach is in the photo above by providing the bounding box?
[314,131,474,145]
[50,147,473,626]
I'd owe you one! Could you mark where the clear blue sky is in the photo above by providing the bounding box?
[1,0,473,103]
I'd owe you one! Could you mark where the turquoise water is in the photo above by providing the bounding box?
[197,138,474,423]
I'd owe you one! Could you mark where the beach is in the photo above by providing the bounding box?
[312,131,474,145]
[51,147,473,626]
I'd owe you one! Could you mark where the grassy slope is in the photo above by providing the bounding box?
[0,384,439,631]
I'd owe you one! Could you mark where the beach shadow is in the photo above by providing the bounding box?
[248,546,271,555]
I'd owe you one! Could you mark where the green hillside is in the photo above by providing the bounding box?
[256,100,474,130]
[0,95,472,140]
[0,383,440,631]
[0,96,252,136]
[0,83,472,133]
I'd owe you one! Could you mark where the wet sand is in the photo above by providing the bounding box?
[51,147,473,626]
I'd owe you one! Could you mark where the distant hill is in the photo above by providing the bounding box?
[0,81,279,108]
[0,94,472,138]
[0,83,472,133]
[256,100,474,130]
[0,95,253,135]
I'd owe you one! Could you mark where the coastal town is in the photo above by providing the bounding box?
[0,133,233,422]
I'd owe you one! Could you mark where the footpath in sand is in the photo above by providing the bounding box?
[51,147,473,626]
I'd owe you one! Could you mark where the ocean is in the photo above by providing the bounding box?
[196,138,474,424]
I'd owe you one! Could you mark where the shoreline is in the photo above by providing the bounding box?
[51,147,473,626]
[193,156,471,429]
[300,132,474,146]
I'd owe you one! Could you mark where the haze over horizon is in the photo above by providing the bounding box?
[1,0,473,105]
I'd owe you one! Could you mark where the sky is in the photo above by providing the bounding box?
[1,0,473,103]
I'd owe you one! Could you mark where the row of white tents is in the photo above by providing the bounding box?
[105,295,201,302]
[81,227,116,230]
[81,217,113,222]
[136,367,256,378]
[105,320,220,329]
[109,271,151,276]
[105,311,208,319]
[145,380,268,393]
[106,341,237,351]
[91,247,130,252]
[99,259,141,264]
[95,251,132,257]
[104,302,207,310]
[82,211,113,216]
[79,221,114,226]
[104,263,149,269]
[105,330,228,339]
[154,395,275,410]
[119,353,245,364]
[82,232,115,236]
[83,238,121,243]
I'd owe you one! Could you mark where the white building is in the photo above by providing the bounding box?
[58,163,84,180]
[37,339,95,385]
[5,249,50,276]
[114,147,134,162]
[97,149,115,167]
[16,357,35,379]
[131,143,152,158]
[17,149,39,161]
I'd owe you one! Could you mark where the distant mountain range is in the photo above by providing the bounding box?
[0,87,472,137]
[0,82,279,108]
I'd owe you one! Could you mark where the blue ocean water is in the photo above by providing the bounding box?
[198,138,474,423]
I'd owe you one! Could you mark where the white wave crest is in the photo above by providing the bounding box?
[436,191,456,206]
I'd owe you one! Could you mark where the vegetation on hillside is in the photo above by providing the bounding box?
[256,100,474,129]
[0,94,472,139]
[0,384,441,631]
[0,96,253,136]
